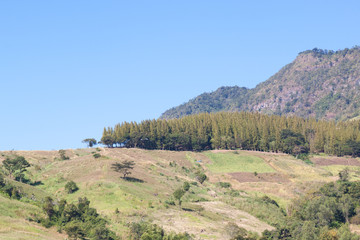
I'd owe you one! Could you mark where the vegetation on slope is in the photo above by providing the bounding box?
[161,46,360,121]
[263,180,360,240]
[2,148,360,239]
[162,86,249,119]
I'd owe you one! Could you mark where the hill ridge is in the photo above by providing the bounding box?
[160,46,360,120]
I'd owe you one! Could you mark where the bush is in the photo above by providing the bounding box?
[129,222,192,240]
[41,197,116,239]
[339,168,350,182]
[93,153,101,159]
[165,200,175,206]
[0,173,5,187]
[261,196,279,208]
[195,171,207,184]
[1,184,22,199]
[65,181,79,194]
[229,190,240,197]
[59,150,70,160]
[183,182,190,191]
[218,182,231,188]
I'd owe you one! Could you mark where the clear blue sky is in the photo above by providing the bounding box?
[1,1,360,150]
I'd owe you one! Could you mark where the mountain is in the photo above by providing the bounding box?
[160,47,360,120]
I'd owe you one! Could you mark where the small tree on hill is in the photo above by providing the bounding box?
[111,160,135,178]
[43,196,56,220]
[173,188,185,207]
[65,181,79,194]
[183,181,190,192]
[195,171,207,184]
[339,168,350,182]
[82,138,97,148]
[2,155,30,182]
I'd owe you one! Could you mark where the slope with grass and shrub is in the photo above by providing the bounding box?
[1,148,360,239]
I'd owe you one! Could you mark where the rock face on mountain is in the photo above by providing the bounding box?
[161,47,360,121]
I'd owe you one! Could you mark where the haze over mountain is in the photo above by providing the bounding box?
[161,47,360,121]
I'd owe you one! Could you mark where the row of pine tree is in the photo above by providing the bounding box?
[101,112,360,157]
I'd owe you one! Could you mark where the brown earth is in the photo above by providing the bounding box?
[312,157,360,166]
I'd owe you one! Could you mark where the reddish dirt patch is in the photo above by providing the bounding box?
[312,157,360,166]
[229,172,290,183]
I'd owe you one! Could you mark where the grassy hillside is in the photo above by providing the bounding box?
[0,195,66,240]
[1,148,360,239]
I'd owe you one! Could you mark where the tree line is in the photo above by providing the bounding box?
[101,112,360,157]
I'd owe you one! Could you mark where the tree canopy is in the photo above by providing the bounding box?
[2,155,30,182]
[82,138,97,148]
[101,112,360,157]
[111,160,135,178]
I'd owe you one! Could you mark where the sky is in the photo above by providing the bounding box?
[1,0,360,150]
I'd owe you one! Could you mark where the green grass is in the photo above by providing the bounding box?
[205,152,275,173]
[182,212,201,223]
[0,195,65,240]
[320,165,360,181]
[0,148,287,239]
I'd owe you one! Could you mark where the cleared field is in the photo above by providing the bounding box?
[205,152,275,173]
[312,156,360,166]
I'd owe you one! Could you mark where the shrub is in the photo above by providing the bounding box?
[229,190,240,197]
[183,182,190,191]
[93,153,101,159]
[165,199,176,206]
[339,168,350,182]
[173,188,185,206]
[59,150,70,160]
[195,171,207,184]
[261,196,279,207]
[65,181,79,194]
[218,182,231,188]
[0,173,5,187]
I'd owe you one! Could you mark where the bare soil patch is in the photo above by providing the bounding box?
[229,172,290,183]
[312,157,360,166]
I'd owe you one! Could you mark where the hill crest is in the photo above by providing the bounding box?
[160,46,360,120]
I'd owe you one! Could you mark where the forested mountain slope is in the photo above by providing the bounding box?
[161,47,360,120]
